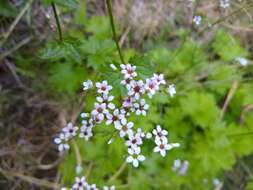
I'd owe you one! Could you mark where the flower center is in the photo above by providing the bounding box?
[132,139,137,144]
[134,86,140,92]
[122,125,128,131]
[127,69,133,74]
[112,115,118,121]
[126,78,131,84]
[159,144,165,149]
[101,86,106,91]
[97,107,103,113]
[149,83,154,89]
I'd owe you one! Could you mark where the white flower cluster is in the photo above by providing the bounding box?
[219,0,230,9]
[61,176,115,190]
[54,123,78,152]
[54,63,179,168]
[172,159,189,176]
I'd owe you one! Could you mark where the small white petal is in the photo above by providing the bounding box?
[133,159,139,167]
[138,155,145,161]
[154,146,160,152]
[161,150,166,157]
[126,156,133,163]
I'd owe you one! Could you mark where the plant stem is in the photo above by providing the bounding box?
[51,2,63,41]
[106,0,125,64]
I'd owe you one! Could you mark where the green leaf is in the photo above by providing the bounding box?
[180,91,220,128]
[85,16,111,40]
[192,123,236,173]
[39,39,82,64]
[48,62,85,93]
[212,30,248,61]
[74,0,86,26]
[0,1,18,17]
[129,55,154,79]
[80,37,116,69]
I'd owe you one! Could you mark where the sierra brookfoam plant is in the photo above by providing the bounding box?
[54,63,179,189]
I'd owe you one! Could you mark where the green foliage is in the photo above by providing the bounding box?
[80,37,116,69]
[180,91,220,128]
[212,30,248,61]
[48,62,85,93]
[246,178,253,190]
[0,0,18,17]
[85,16,112,40]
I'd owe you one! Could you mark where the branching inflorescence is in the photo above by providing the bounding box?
[54,63,179,189]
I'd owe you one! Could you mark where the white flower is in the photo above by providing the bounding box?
[145,78,159,98]
[152,74,166,85]
[122,96,134,108]
[121,78,133,88]
[127,80,145,100]
[235,57,249,66]
[152,125,168,142]
[220,0,230,9]
[103,185,115,190]
[96,80,112,94]
[115,119,134,138]
[133,99,149,116]
[86,184,98,190]
[126,132,143,148]
[126,147,145,167]
[154,138,180,157]
[106,109,126,128]
[193,15,201,26]
[167,84,176,97]
[72,176,87,190]
[79,126,93,141]
[154,138,171,157]
[62,122,78,139]
[96,94,115,110]
[83,80,93,91]
[54,133,70,152]
[120,64,137,79]
[91,103,109,121]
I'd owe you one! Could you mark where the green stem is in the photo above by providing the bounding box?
[106,0,125,64]
[51,2,63,41]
